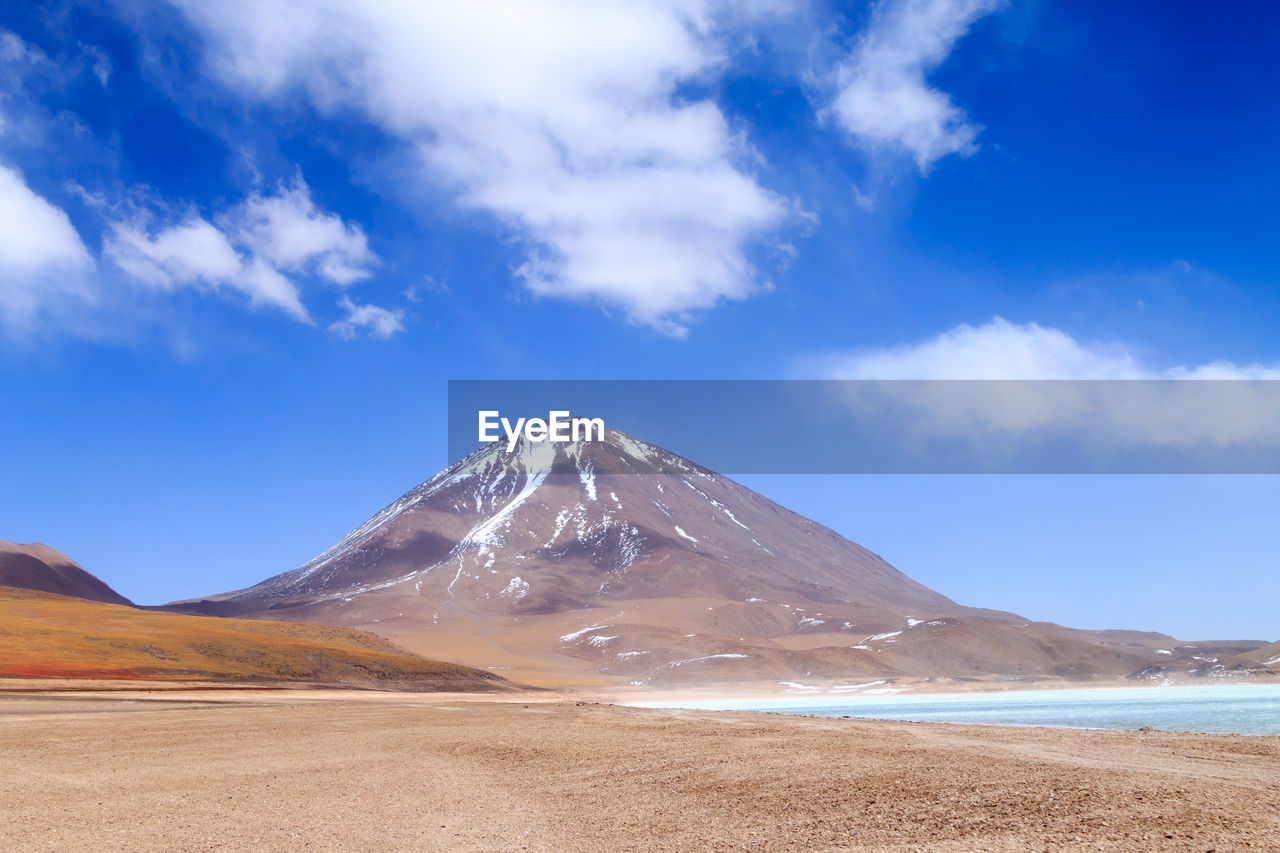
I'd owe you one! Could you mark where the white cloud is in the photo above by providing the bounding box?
[0,163,94,332]
[0,31,36,64]
[167,0,790,336]
[813,318,1280,453]
[86,46,112,86]
[1162,362,1280,381]
[107,218,240,287]
[231,180,376,285]
[831,0,1001,171]
[104,180,380,324]
[818,317,1280,380]
[328,295,405,339]
[105,216,310,321]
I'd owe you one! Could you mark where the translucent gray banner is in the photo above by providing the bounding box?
[447,380,1280,474]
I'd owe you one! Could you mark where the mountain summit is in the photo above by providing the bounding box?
[222,431,952,615]
[184,431,1247,686]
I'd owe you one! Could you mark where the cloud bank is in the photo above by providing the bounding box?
[818,317,1280,380]
[813,318,1280,454]
[168,0,792,336]
[3,3,1006,341]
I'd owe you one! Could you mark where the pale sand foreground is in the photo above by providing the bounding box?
[1,688,1277,852]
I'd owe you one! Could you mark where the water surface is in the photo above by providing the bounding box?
[637,684,1280,735]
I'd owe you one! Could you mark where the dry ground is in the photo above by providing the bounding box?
[1,688,1277,852]
[0,588,507,689]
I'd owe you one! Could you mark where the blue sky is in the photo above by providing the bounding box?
[1,1,1277,639]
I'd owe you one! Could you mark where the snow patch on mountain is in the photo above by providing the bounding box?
[831,680,888,692]
[779,681,820,692]
[560,624,612,642]
[458,441,556,552]
[575,452,597,502]
[669,654,750,667]
[500,576,529,600]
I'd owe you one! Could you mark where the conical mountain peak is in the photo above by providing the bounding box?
[182,430,1175,687]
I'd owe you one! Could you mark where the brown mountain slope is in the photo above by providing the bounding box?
[195,432,953,615]
[0,586,511,689]
[1242,642,1280,670]
[178,431,1270,688]
[0,539,132,605]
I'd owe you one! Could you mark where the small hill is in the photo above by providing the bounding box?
[0,586,511,690]
[1244,641,1280,670]
[0,540,133,605]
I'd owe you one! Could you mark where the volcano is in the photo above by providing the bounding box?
[179,431,1264,687]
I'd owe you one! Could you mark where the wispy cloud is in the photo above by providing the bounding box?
[106,217,310,320]
[830,0,1002,171]
[0,163,94,334]
[104,179,379,324]
[328,295,405,340]
[231,181,376,286]
[167,0,792,336]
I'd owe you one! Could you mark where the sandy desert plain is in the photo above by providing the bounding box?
[2,679,1278,852]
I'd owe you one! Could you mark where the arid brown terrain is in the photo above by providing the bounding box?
[1,687,1276,852]
[0,587,509,689]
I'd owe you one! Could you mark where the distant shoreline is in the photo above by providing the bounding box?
[609,675,1278,706]
[620,682,1280,737]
